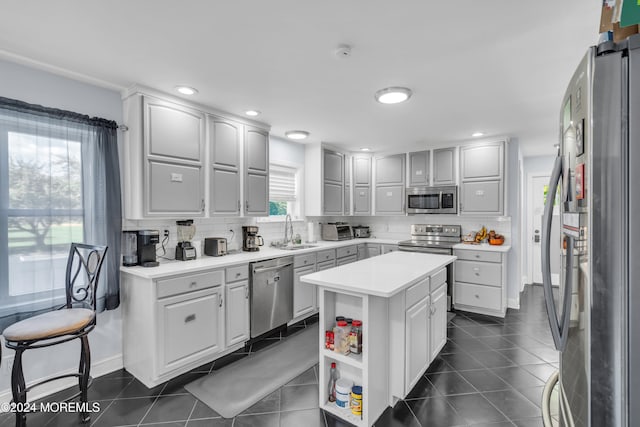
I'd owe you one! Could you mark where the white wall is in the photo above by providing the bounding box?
[0,59,124,401]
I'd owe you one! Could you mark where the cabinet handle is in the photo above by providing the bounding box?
[219,295,224,307]
[245,200,249,211]
[475,254,481,258]
[245,286,249,299]
[201,199,205,212]
[185,314,196,323]
[237,200,241,211]
[304,260,308,264]
[475,294,480,299]
[190,281,197,287]
[236,272,242,277]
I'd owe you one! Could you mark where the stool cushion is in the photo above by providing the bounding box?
[3,308,95,342]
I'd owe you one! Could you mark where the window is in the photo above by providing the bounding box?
[266,163,301,220]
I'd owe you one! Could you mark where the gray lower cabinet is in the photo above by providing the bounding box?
[453,248,507,317]
[293,264,317,319]
[432,147,456,185]
[430,283,447,360]
[357,244,367,260]
[375,185,404,215]
[210,116,241,216]
[405,295,430,393]
[225,265,249,347]
[409,151,430,186]
[381,244,398,254]
[367,244,381,258]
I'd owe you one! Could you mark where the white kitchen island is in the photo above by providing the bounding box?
[301,251,456,427]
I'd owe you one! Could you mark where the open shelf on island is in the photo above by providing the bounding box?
[322,349,363,368]
[322,401,365,427]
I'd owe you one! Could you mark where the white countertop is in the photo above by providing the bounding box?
[120,238,400,279]
[452,243,511,253]
[300,251,456,298]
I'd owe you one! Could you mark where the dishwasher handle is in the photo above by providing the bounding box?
[252,262,293,274]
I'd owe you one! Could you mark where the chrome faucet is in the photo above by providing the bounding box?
[284,214,294,246]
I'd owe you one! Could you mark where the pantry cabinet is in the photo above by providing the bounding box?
[305,144,350,216]
[459,141,505,215]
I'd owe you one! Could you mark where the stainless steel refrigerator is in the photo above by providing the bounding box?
[541,34,640,427]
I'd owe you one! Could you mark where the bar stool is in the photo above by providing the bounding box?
[2,243,108,426]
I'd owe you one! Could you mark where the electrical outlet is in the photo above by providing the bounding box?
[164,229,169,238]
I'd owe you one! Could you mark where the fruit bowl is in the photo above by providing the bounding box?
[489,238,505,246]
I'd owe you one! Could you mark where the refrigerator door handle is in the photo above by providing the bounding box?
[542,154,574,351]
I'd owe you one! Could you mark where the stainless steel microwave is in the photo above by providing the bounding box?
[406,185,458,214]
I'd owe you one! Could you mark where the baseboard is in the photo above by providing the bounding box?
[507,298,520,310]
[520,275,529,292]
[0,354,123,405]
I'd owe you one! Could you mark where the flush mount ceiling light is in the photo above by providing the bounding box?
[285,130,310,140]
[245,110,261,117]
[472,132,485,137]
[374,87,412,104]
[175,86,198,95]
[360,148,371,151]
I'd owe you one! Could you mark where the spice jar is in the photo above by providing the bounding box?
[333,320,351,355]
[349,320,362,354]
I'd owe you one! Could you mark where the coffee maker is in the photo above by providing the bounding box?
[136,230,160,267]
[242,226,264,252]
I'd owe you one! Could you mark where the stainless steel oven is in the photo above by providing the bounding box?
[406,185,457,214]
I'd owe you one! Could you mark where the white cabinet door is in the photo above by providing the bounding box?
[409,151,430,186]
[375,154,405,186]
[353,186,371,215]
[323,149,344,183]
[430,285,447,361]
[293,265,316,318]
[245,173,269,216]
[323,182,344,215]
[148,161,204,215]
[460,180,503,215]
[367,245,381,258]
[460,143,503,181]
[353,154,371,186]
[210,116,241,216]
[211,168,240,215]
[159,288,224,373]
[375,185,404,215]
[433,147,456,185]
[225,281,249,347]
[144,97,204,162]
[405,296,430,394]
[245,126,269,174]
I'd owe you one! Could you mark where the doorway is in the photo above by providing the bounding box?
[527,174,560,286]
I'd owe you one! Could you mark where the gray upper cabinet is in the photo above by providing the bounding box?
[460,142,503,181]
[375,154,405,186]
[144,97,204,162]
[244,126,269,216]
[375,185,404,215]
[210,116,241,216]
[432,147,456,185]
[354,186,371,215]
[408,151,430,186]
[344,154,351,215]
[459,141,505,215]
[245,126,269,174]
[141,96,205,217]
[353,154,372,186]
[323,149,344,215]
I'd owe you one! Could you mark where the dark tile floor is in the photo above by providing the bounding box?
[0,285,556,427]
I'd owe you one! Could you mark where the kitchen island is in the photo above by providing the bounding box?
[301,251,456,427]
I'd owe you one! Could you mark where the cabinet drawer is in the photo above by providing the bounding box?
[294,253,317,268]
[454,282,501,311]
[336,245,357,259]
[455,260,502,287]
[406,278,429,307]
[336,254,357,266]
[455,249,501,263]
[161,289,222,366]
[431,268,447,290]
[317,259,336,271]
[157,270,223,298]
[225,265,248,283]
[317,249,336,262]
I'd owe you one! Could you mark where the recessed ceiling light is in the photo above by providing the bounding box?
[374,87,412,104]
[285,130,309,140]
[360,148,371,151]
[175,86,198,95]
[472,132,485,137]
[245,110,261,117]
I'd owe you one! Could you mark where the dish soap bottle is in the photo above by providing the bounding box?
[328,362,338,402]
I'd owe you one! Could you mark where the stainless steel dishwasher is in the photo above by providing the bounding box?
[249,256,294,338]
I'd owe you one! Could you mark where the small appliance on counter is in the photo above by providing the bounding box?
[204,237,227,256]
[352,225,370,238]
[136,230,160,267]
[321,222,353,241]
[122,230,138,266]
[242,226,264,252]
[175,219,197,261]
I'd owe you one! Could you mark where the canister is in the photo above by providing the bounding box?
[351,385,362,416]
[335,378,353,408]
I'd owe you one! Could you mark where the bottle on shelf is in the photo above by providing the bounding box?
[328,362,338,402]
[333,320,351,355]
[349,320,362,354]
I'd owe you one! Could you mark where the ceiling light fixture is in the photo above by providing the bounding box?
[472,132,485,137]
[360,148,371,151]
[285,130,310,140]
[245,110,261,117]
[374,87,412,104]
[175,86,198,95]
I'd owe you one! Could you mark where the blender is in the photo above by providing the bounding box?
[175,219,197,261]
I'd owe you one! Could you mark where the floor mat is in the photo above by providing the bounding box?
[185,324,319,418]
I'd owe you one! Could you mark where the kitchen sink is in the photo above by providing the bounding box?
[275,244,318,251]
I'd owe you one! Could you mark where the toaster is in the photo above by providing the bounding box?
[204,237,227,256]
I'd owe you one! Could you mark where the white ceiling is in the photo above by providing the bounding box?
[0,1,601,156]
